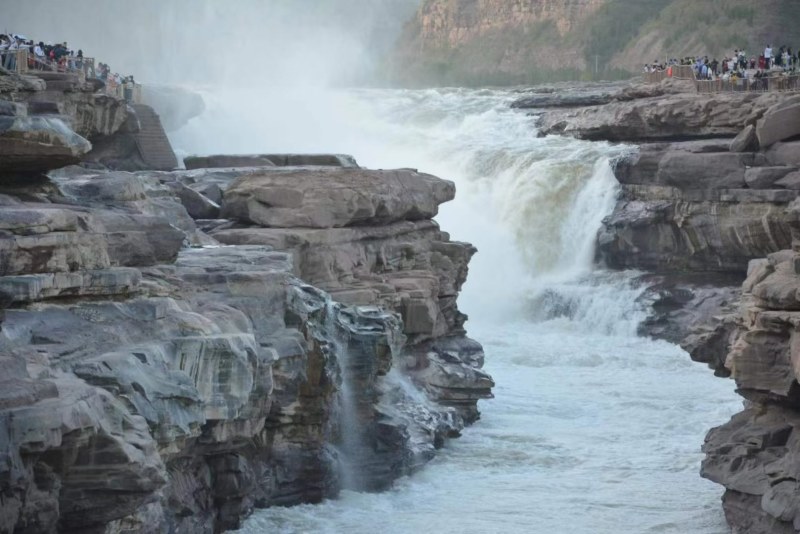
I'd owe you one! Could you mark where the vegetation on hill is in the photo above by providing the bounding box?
[388,0,800,87]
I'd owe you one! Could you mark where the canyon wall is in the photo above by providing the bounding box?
[0,70,491,532]
[390,0,604,85]
[513,79,800,532]
[390,0,800,86]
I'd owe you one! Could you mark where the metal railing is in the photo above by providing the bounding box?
[101,76,142,104]
[696,75,800,93]
[644,61,800,94]
[643,65,696,83]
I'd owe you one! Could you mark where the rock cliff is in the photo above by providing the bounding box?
[390,0,800,86]
[391,0,604,84]
[0,75,492,532]
[0,69,179,173]
[695,235,800,533]
[520,77,800,531]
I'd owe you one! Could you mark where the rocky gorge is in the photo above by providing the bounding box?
[513,78,800,532]
[0,68,492,532]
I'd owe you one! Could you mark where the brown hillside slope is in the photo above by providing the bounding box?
[389,0,800,86]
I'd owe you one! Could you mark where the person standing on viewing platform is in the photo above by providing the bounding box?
[3,35,18,70]
[765,44,773,68]
[33,41,45,68]
[0,35,8,66]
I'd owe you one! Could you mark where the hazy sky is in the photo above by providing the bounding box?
[2,0,420,86]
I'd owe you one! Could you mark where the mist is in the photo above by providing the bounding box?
[1,0,420,87]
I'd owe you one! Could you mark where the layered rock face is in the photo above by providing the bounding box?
[600,139,799,274]
[0,130,491,532]
[413,0,604,48]
[0,70,177,173]
[390,0,800,86]
[695,218,800,533]
[533,85,788,142]
[390,0,605,84]
[516,81,800,282]
[530,79,800,532]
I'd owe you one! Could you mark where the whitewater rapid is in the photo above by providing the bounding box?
[171,87,739,533]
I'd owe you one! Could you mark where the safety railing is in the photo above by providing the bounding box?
[696,75,800,93]
[643,65,696,83]
[645,60,800,94]
[101,76,142,104]
[0,48,30,74]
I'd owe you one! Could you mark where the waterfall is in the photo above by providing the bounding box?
[316,298,368,492]
[209,88,739,534]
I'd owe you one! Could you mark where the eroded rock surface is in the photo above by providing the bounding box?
[693,227,800,532]
[600,139,798,274]
[221,167,455,229]
[0,70,175,173]
[0,156,492,533]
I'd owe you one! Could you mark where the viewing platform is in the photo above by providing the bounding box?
[1,48,143,103]
[644,62,799,94]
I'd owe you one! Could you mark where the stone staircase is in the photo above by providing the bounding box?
[132,104,178,170]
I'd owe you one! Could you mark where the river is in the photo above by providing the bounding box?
[171,87,740,534]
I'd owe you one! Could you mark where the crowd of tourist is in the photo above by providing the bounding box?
[644,43,799,87]
[0,33,138,101]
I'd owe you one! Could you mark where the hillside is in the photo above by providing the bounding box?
[388,0,800,86]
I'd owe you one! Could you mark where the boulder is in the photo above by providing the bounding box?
[166,181,220,219]
[221,167,454,229]
[756,96,800,149]
[730,125,759,152]
[0,112,92,176]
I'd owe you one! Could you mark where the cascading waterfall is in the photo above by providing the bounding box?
[173,87,741,534]
[321,299,364,492]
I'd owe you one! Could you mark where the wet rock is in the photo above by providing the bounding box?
[636,272,741,348]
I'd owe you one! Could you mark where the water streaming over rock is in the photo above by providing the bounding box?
[172,87,740,534]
